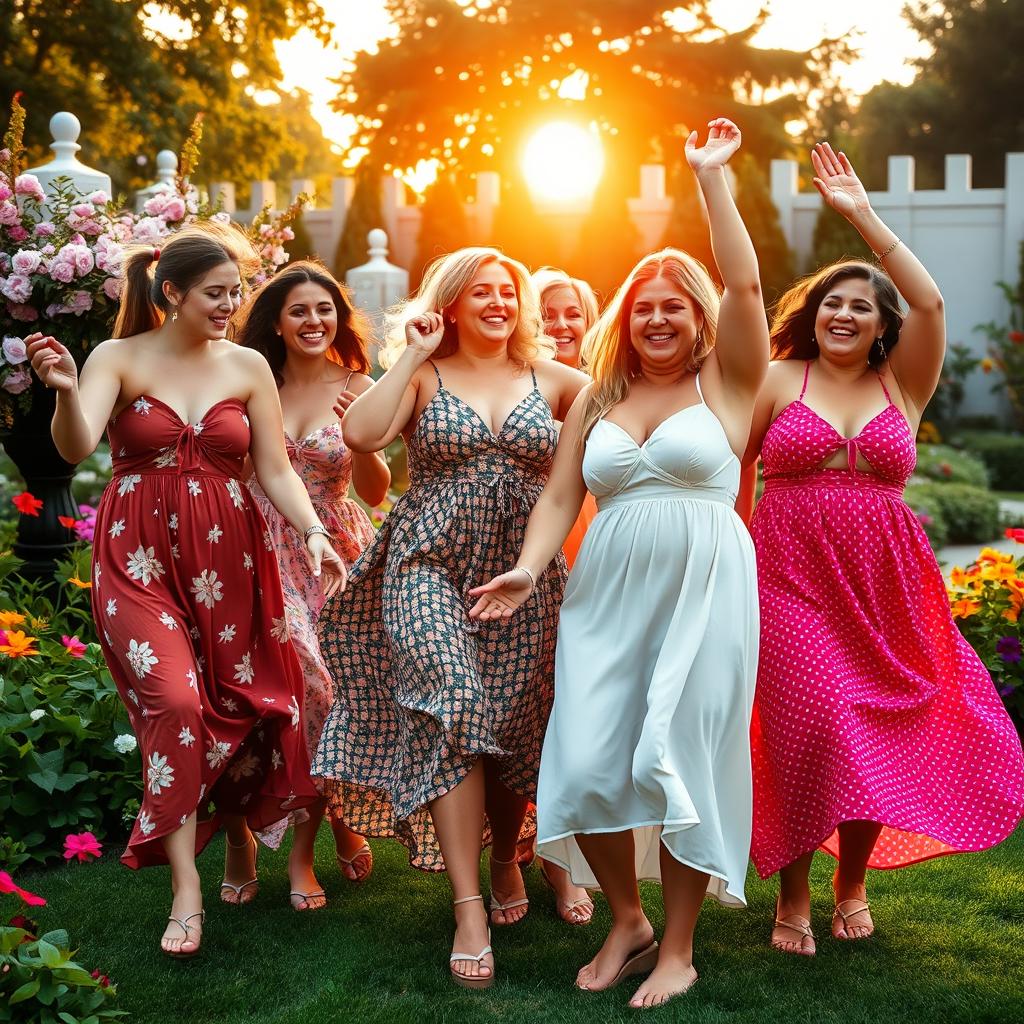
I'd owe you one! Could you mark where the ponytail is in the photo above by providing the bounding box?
[112,247,161,338]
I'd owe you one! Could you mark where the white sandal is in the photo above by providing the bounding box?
[450,895,494,990]
[489,854,529,925]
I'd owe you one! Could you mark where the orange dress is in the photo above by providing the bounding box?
[562,495,598,570]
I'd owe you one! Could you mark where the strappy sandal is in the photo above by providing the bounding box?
[833,898,873,940]
[489,853,529,925]
[162,909,204,959]
[770,913,816,956]
[220,833,259,905]
[289,888,327,911]
[336,841,373,883]
[450,895,494,990]
[576,940,660,991]
[539,859,594,925]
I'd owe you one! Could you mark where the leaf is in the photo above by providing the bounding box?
[41,929,70,948]
[37,938,64,967]
[9,977,42,1003]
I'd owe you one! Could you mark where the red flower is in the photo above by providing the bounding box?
[12,492,43,517]
[0,870,46,906]
[63,832,102,863]
[1006,527,1024,544]
[58,515,81,529]
[7,914,37,938]
[1009,330,1024,344]
[61,634,88,658]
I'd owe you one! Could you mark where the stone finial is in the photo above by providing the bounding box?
[24,111,112,206]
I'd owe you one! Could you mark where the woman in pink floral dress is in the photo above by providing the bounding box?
[27,224,345,958]
[237,260,390,909]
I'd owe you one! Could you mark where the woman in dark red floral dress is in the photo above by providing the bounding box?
[28,223,345,958]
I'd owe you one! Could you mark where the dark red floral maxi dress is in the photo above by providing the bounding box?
[91,394,317,868]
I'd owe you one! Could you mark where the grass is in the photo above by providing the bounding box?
[17,826,1024,1024]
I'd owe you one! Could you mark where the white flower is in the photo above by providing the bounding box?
[178,726,195,747]
[113,733,137,754]
[126,545,165,587]
[171,544,180,560]
[190,569,223,609]
[126,639,159,679]
[218,623,237,644]
[206,739,232,769]
[137,810,155,836]
[146,751,174,795]
[261,697,276,704]
[271,749,283,770]
[133,397,152,415]
[153,448,177,469]
[94,562,102,591]
[193,421,204,435]
[189,626,200,641]
[168,513,179,530]
[29,708,46,721]
[105,598,117,617]
[187,478,202,497]
[126,688,139,705]
[185,668,197,689]
[117,474,143,496]
[243,552,253,570]
[108,519,126,538]
[207,524,223,544]
[225,479,245,509]
[227,751,260,782]
[288,696,301,728]
[220,696,239,712]
[271,614,290,643]
[241,413,250,427]
[159,611,178,630]
[233,652,254,685]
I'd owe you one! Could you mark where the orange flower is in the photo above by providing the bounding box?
[11,492,42,517]
[0,630,39,657]
[981,357,994,373]
[0,610,26,629]
[977,547,1012,565]
[66,575,92,590]
[1006,527,1024,544]
[950,598,981,619]
[58,515,80,529]
[949,566,968,588]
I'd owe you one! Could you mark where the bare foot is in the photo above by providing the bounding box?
[772,893,815,955]
[540,860,594,925]
[451,897,494,982]
[220,832,258,905]
[489,854,529,925]
[832,871,873,940]
[333,823,373,883]
[576,915,655,991]
[628,953,698,1009]
[161,873,203,956]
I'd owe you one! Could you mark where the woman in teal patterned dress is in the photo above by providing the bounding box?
[312,247,587,988]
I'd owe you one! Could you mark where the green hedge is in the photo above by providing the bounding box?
[914,444,990,487]
[904,489,950,549]
[903,482,1002,545]
[953,431,1024,491]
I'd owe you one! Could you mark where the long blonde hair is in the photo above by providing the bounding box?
[378,246,553,369]
[577,248,720,441]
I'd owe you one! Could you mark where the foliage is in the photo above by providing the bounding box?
[914,444,989,488]
[954,431,1024,492]
[903,482,1001,546]
[0,550,141,867]
[488,172,557,281]
[922,342,982,435]
[974,240,1024,431]
[413,174,472,286]
[734,154,793,306]
[946,538,1024,725]
[809,200,870,271]
[904,489,949,551]
[659,159,716,281]
[335,159,385,279]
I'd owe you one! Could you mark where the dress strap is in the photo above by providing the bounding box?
[798,360,811,400]
[694,372,705,404]
[427,360,444,388]
[876,370,893,405]
[529,365,538,390]
[343,369,355,391]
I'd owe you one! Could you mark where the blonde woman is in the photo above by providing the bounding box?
[312,247,587,988]
[470,120,768,1008]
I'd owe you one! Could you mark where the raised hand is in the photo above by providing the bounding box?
[332,389,359,421]
[811,142,871,221]
[306,535,348,599]
[467,568,535,622]
[27,333,78,391]
[404,312,445,356]
[685,118,742,174]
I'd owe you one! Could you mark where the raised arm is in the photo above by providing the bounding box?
[687,119,769,400]
[28,334,123,464]
[467,387,591,621]
[811,142,945,415]
[333,372,392,505]
[341,313,444,452]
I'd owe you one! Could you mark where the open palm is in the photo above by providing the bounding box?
[811,142,871,220]
[685,118,741,173]
[467,569,533,623]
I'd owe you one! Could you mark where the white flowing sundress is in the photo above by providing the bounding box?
[536,375,759,907]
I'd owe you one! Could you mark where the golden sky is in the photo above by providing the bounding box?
[274,0,929,148]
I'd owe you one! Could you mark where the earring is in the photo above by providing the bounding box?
[171,308,179,323]
[873,336,885,361]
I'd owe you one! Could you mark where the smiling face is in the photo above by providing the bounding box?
[277,281,337,358]
[543,284,587,367]
[168,261,242,339]
[628,274,701,373]
[814,277,885,362]
[450,261,518,349]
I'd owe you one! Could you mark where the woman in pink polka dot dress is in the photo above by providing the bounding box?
[741,143,1024,956]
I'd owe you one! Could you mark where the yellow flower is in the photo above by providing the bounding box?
[977,547,1012,565]
[981,357,994,373]
[949,566,968,588]
[951,598,981,619]
[0,630,39,657]
[67,575,92,590]
[30,615,49,632]
[0,610,26,628]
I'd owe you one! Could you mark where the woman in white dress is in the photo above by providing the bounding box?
[469,118,768,1008]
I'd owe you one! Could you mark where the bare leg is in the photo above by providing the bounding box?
[772,851,816,955]
[160,812,203,954]
[288,799,327,910]
[483,759,530,925]
[629,843,704,1008]
[221,813,258,905]
[430,761,492,982]
[832,820,882,939]
[574,830,655,991]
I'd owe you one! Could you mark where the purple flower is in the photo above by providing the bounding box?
[2,336,27,364]
[996,636,1022,664]
[998,683,1015,697]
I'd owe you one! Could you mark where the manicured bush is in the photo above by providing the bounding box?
[954,431,1024,491]
[914,444,990,487]
[904,482,1001,544]
[903,489,950,550]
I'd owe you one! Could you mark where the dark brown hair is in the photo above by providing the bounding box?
[234,259,372,385]
[770,260,904,368]
[112,221,258,339]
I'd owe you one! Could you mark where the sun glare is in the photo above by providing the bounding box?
[522,122,604,204]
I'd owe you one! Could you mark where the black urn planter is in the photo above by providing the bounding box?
[1,376,79,583]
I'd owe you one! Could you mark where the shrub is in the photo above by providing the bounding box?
[904,489,950,550]
[903,483,1001,544]
[914,444,989,487]
[953,431,1024,491]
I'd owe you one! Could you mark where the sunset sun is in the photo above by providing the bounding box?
[522,121,605,204]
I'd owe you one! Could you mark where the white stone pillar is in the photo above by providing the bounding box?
[24,112,112,211]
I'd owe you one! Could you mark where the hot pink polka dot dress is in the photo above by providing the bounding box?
[749,360,1024,878]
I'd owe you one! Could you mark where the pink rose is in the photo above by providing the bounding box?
[2,365,32,394]
[0,275,32,304]
[282,227,295,241]
[11,250,41,275]
[7,225,28,242]
[40,244,55,256]
[34,221,55,237]
[71,203,94,218]
[143,193,169,217]
[49,260,75,284]
[66,291,93,315]
[162,196,186,221]
[0,181,11,202]
[6,302,38,321]
[0,201,20,226]
[67,212,102,235]
[14,174,45,201]
[45,302,67,318]
[130,216,167,245]
[88,190,110,205]
[102,276,122,300]
[55,244,94,277]
[2,336,27,364]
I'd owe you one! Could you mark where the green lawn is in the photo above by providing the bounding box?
[19,826,1024,1024]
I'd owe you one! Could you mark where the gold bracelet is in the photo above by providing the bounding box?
[873,238,901,261]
